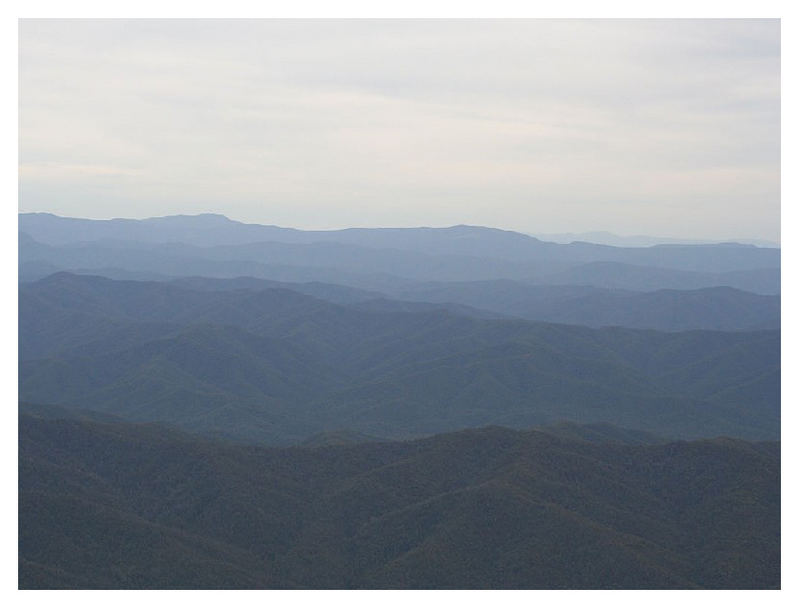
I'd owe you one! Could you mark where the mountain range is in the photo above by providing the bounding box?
[19,412,779,589]
[531,230,779,248]
[19,214,780,292]
[19,272,779,444]
[17,212,781,589]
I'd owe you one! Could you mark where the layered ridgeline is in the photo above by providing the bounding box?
[19,213,781,333]
[18,214,782,590]
[19,412,780,589]
[20,272,779,444]
[19,213,780,294]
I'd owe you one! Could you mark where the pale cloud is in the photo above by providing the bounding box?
[18,19,780,240]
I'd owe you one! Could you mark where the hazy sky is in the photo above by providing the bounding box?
[19,19,780,241]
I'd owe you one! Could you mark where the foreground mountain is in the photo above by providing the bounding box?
[19,413,779,589]
[19,273,780,443]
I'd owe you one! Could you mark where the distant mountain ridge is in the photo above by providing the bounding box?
[19,272,780,444]
[391,280,779,330]
[19,221,780,295]
[20,268,780,332]
[532,230,779,248]
[20,213,779,273]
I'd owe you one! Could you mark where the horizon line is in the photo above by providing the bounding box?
[18,210,781,247]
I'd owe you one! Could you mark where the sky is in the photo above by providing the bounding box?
[18,19,780,241]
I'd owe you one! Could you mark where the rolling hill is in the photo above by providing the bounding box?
[19,273,780,444]
[19,414,780,589]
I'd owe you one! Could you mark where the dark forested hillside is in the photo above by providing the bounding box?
[19,414,780,589]
[19,273,780,444]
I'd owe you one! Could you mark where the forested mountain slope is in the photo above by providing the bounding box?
[19,414,780,589]
[19,273,780,443]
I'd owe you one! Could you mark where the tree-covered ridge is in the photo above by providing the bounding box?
[19,414,780,589]
[19,273,779,443]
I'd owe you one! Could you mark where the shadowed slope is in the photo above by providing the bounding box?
[19,415,780,589]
